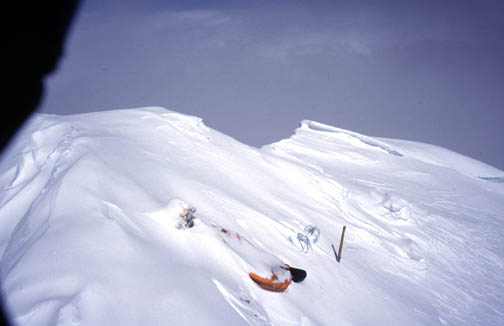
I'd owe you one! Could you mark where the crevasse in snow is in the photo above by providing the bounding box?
[0,107,503,326]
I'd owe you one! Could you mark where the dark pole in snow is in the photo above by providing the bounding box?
[338,226,346,262]
[332,226,347,263]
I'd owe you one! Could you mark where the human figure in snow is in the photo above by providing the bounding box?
[174,204,306,291]
[212,225,307,291]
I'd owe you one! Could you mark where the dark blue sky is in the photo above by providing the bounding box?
[40,0,504,170]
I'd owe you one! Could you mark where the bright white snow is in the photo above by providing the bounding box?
[0,107,503,326]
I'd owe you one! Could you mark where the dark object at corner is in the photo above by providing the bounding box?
[5,1,80,154]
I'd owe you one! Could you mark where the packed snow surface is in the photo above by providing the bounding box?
[1,107,503,326]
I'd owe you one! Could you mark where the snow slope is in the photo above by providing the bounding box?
[0,107,503,326]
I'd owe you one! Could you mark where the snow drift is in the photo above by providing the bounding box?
[0,107,503,326]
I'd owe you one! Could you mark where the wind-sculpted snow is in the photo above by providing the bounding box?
[299,120,403,157]
[0,107,503,326]
[478,176,504,183]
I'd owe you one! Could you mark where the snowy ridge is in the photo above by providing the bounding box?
[0,107,503,326]
[299,120,403,157]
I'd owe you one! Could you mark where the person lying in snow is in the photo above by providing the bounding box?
[175,205,307,291]
[211,225,307,292]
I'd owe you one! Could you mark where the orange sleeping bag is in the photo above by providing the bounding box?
[249,269,293,292]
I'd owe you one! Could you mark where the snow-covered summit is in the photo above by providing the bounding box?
[1,107,503,326]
